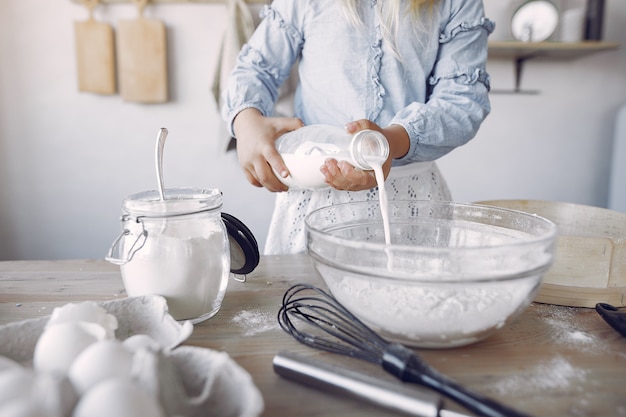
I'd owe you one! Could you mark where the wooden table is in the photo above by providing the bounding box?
[1,254,625,417]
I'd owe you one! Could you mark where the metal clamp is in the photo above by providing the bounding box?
[105,216,148,266]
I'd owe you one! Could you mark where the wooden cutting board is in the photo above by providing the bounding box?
[476,199,626,308]
[74,0,116,94]
[117,0,168,103]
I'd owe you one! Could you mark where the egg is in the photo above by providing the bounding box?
[68,340,133,395]
[0,372,77,417]
[31,372,79,417]
[72,378,166,417]
[0,367,35,406]
[0,397,44,417]
[47,301,118,339]
[0,354,77,416]
[33,322,106,376]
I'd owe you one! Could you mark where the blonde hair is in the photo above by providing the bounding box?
[341,0,437,58]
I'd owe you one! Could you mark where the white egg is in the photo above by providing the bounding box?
[0,356,22,372]
[47,301,118,339]
[33,322,106,376]
[72,378,166,417]
[0,368,78,417]
[31,372,79,417]
[0,397,45,417]
[0,367,35,406]
[68,340,133,395]
[122,334,161,353]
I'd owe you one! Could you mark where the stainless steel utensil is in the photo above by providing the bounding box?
[277,283,533,417]
[273,351,471,417]
[155,127,168,200]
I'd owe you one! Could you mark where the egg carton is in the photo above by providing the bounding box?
[0,295,264,417]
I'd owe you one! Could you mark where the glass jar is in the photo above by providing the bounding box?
[107,188,230,323]
[274,124,390,190]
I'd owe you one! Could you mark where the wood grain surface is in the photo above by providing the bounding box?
[117,0,168,103]
[74,1,116,94]
[477,199,626,308]
[1,255,625,417]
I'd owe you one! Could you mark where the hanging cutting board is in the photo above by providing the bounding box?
[117,0,168,103]
[74,0,116,94]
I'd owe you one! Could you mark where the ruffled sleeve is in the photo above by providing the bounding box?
[391,1,494,163]
[221,1,304,137]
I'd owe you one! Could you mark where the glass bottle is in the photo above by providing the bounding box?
[274,124,390,190]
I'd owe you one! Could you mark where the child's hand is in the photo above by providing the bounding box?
[320,119,402,191]
[232,108,304,192]
[320,158,380,191]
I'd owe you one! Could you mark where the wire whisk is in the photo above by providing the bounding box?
[278,283,532,417]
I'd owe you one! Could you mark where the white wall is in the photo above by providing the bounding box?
[0,0,624,260]
[0,0,274,260]
[439,0,626,207]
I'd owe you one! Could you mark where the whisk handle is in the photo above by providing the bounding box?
[382,344,533,417]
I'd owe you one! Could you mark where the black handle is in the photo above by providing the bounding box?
[382,344,533,417]
[596,303,626,338]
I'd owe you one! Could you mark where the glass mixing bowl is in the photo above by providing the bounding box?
[305,200,558,348]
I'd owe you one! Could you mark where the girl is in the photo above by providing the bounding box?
[223,0,494,254]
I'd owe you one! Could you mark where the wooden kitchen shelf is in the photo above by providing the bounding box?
[488,40,619,60]
[487,41,620,94]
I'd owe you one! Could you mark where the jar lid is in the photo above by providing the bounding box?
[121,188,259,275]
[122,188,222,217]
[222,212,260,275]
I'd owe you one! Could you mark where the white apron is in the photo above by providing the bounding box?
[264,161,451,255]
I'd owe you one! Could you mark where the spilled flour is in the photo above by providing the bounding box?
[232,309,280,336]
[540,305,600,352]
[488,356,588,396]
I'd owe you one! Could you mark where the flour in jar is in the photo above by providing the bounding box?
[121,233,228,321]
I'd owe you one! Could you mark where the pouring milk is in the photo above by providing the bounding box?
[276,125,391,244]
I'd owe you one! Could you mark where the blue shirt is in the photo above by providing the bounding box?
[223,0,494,164]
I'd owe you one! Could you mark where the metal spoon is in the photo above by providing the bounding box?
[155,127,168,200]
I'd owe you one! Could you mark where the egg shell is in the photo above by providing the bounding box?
[47,301,118,339]
[122,334,162,353]
[33,322,106,376]
[72,378,166,417]
[68,340,133,395]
